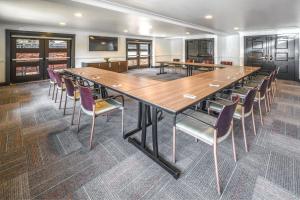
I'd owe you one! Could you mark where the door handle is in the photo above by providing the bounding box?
[269,55,273,60]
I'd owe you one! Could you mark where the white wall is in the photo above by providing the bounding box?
[154,38,172,63]
[170,38,185,61]
[217,35,240,65]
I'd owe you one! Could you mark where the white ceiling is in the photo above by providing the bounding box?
[0,0,300,37]
[108,0,300,32]
[0,0,210,37]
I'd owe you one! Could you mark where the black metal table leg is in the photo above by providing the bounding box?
[157,64,167,75]
[100,86,108,98]
[128,103,181,179]
[123,102,151,139]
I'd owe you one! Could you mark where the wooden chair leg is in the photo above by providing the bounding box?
[213,133,221,195]
[71,99,76,125]
[252,110,257,135]
[55,87,58,103]
[89,115,96,150]
[77,108,81,133]
[258,100,263,126]
[172,126,176,163]
[52,85,56,100]
[266,93,271,112]
[121,108,124,135]
[63,93,68,115]
[241,117,248,152]
[48,84,51,96]
[231,122,237,162]
[264,98,268,113]
[59,89,64,109]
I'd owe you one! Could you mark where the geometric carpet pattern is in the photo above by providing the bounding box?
[0,68,299,199]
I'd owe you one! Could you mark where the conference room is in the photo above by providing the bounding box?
[0,0,299,199]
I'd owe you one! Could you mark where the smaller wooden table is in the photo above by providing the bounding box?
[156,61,228,76]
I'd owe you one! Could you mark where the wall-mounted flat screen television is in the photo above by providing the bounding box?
[89,36,118,51]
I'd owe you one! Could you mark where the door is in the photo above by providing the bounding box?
[245,36,269,68]
[126,39,152,69]
[11,38,45,82]
[269,34,296,80]
[10,37,72,83]
[245,34,297,80]
[45,39,72,77]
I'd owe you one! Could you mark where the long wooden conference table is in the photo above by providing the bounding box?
[156,61,228,76]
[64,65,260,179]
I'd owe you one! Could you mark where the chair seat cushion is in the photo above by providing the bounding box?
[209,101,243,119]
[183,109,217,127]
[245,81,260,88]
[94,99,122,115]
[176,117,216,145]
[68,90,80,100]
[81,99,122,116]
[176,113,230,145]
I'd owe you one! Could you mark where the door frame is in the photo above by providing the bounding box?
[244,34,299,81]
[126,38,152,69]
[5,30,75,84]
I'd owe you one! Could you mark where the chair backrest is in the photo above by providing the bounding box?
[243,87,257,113]
[53,71,63,87]
[47,68,55,82]
[186,59,194,63]
[215,96,239,138]
[64,77,75,97]
[78,85,94,111]
[271,69,277,82]
[276,66,280,76]
[267,71,275,89]
[259,77,269,97]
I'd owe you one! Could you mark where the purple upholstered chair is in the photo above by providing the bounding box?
[208,87,257,153]
[47,68,57,100]
[173,96,239,195]
[63,77,80,125]
[53,71,65,109]
[77,85,124,150]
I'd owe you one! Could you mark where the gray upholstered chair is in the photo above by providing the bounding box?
[173,97,239,195]
[232,77,270,125]
[208,88,257,153]
[63,77,80,125]
[77,85,124,150]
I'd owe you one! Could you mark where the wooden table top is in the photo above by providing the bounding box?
[64,67,161,94]
[65,66,260,114]
[127,66,260,113]
[156,61,228,68]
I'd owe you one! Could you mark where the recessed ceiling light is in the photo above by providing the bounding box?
[123,29,128,33]
[59,22,66,26]
[205,15,213,19]
[186,32,190,35]
[233,27,239,30]
[74,12,83,18]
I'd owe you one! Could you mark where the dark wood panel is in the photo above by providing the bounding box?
[185,38,214,63]
[244,34,299,81]
[82,61,128,73]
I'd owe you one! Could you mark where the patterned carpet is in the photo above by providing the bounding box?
[0,68,300,200]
